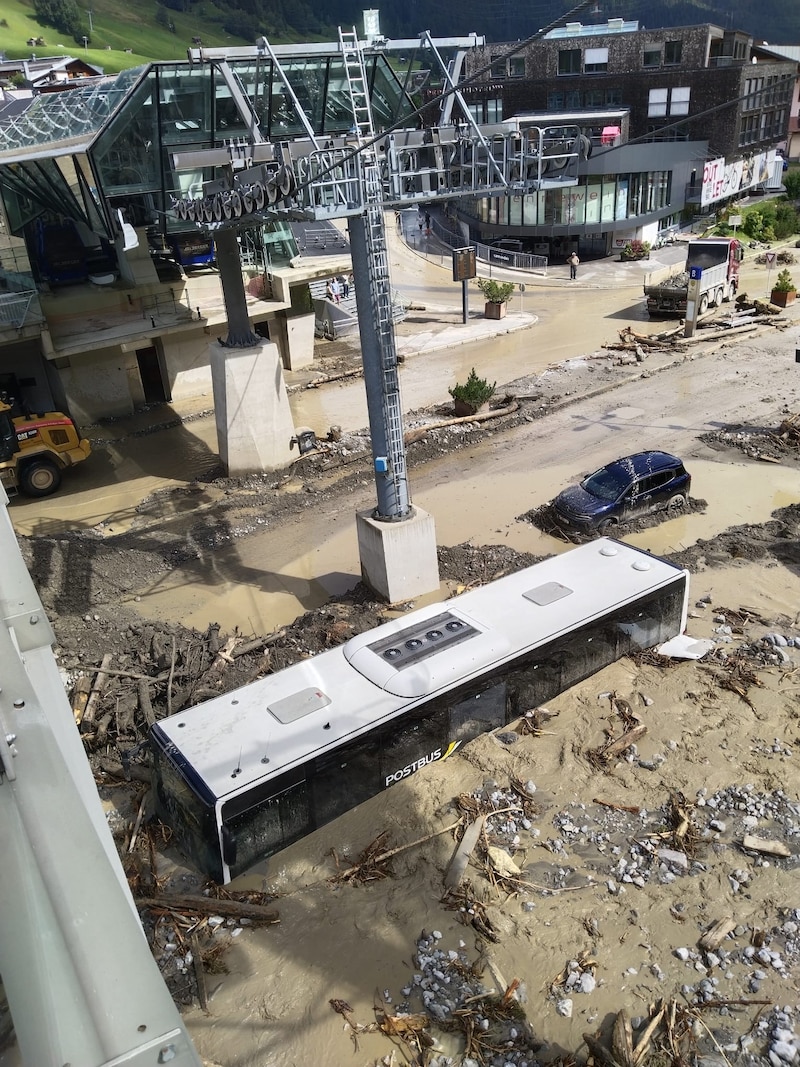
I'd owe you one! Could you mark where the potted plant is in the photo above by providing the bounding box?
[770,268,797,308]
[448,367,496,417]
[476,278,515,319]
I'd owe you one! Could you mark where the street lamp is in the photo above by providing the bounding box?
[82,35,88,50]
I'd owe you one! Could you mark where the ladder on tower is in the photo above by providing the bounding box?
[338,27,375,145]
[338,27,409,517]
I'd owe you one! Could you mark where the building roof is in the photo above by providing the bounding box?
[0,66,144,157]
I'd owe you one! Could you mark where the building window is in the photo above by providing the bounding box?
[558,49,581,75]
[664,40,682,65]
[743,78,763,111]
[605,88,622,106]
[670,87,691,116]
[547,90,564,109]
[734,41,747,60]
[585,89,604,108]
[509,56,525,78]
[490,56,506,79]
[584,47,608,74]
[565,89,582,108]
[739,114,759,146]
[486,98,503,122]
[643,48,661,68]
[648,88,668,117]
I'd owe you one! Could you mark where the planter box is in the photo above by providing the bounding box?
[453,398,481,417]
[770,289,796,308]
[484,301,507,319]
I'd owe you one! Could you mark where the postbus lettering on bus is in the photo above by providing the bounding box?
[385,747,442,785]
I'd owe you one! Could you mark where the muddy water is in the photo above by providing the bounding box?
[289,286,647,433]
[131,458,798,634]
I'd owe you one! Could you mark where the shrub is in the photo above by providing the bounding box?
[620,240,651,261]
[773,269,796,294]
[449,368,496,410]
[783,170,800,200]
[476,278,515,303]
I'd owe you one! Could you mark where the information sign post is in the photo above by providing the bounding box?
[684,266,702,338]
[452,247,477,324]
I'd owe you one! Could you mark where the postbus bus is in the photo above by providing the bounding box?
[150,538,689,883]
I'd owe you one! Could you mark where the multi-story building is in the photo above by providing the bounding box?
[455,19,797,257]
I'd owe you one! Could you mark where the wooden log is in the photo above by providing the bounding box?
[81,653,114,730]
[444,816,485,890]
[136,894,280,923]
[596,723,647,762]
[191,933,209,1014]
[403,400,520,446]
[699,917,736,951]
[138,677,156,727]
[95,755,152,785]
[742,834,790,857]
[71,675,92,725]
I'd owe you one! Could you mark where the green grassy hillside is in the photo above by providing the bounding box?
[0,0,253,73]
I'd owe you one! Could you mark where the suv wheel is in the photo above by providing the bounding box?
[666,493,686,510]
[597,517,619,534]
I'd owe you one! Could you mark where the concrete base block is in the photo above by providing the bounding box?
[210,339,296,473]
[356,506,439,603]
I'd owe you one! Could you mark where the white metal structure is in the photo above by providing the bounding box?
[0,485,202,1066]
[151,538,689,883]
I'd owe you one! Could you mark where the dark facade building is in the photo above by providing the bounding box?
[454,19,797,257]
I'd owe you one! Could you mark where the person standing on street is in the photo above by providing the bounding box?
[567,251,580,280]
[340,273,350,299]
[330,276,341,303]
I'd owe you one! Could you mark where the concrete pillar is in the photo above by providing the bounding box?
[356,506,439,604]
[210,338,296,473]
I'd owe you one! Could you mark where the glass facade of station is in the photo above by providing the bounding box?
[0,52,418,281]
[468,170,672,227]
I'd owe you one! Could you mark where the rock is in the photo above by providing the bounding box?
[556,998,573,1018]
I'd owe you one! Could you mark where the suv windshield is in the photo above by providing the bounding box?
[582,466,629,501]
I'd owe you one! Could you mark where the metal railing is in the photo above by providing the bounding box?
[405,213,548,275]
[0,290,43,329]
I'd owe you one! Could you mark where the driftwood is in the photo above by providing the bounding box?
[71,674,92,724]
[588,723,647,765]
[742,834,790,857]
[699,917,736,951]
[136,894,280,923]
[444,815,486,890]
[404,399,520,445]
[81,653,114,729]
[331,820,462,884]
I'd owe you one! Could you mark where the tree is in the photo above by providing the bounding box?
[33,0,83,37]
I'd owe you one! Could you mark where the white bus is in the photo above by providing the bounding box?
[151,539,688,883]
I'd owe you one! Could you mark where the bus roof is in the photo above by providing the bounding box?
[152,539,686,801]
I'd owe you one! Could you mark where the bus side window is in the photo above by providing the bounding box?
[311,737,380,826]
[222,774,310,879]
[381,704,447,783]
[449,681,506,742]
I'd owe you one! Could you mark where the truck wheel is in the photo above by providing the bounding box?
[20,459,62,497]
[714,287,724,307]
[698,294,709,315]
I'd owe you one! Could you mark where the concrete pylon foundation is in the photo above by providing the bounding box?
[210,339,295,473]
[356,505,439,603]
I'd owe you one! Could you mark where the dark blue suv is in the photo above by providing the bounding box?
[552,451,691,533]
